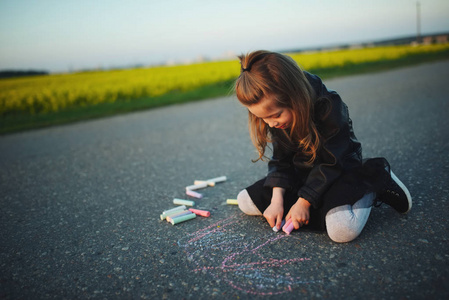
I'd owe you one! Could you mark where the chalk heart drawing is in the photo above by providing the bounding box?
[178,213,316,296]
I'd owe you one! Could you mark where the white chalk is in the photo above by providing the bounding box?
[272,220,286,232]
[194,180,215,187]
[186,189,203,198]
[160,205,187,220]
[173,198,195,206]
[206,176,227,184]
[193,176,226,187]
[162,205,187,214]
[186,182,208,191]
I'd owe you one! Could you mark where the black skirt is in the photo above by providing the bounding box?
[245,157,391,231]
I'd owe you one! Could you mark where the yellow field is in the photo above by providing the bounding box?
[288,43,449,69]
[1,43,448,116]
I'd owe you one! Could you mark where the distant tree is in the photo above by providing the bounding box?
[0,70,49,79]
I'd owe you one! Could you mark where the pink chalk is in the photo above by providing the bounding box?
[189,208,211,217]
[282,219,294,235]
[282,219,292,231]
[186,189,203,199]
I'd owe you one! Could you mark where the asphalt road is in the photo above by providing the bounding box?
[1,61,448,299]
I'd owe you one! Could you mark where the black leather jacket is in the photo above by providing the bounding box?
[264,72,362,209]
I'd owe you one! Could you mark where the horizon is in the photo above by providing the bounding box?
[1,0,448,73]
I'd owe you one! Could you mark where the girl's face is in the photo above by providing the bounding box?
[246,95,293,129]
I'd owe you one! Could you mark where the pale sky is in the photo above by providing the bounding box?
[1,0,448,73]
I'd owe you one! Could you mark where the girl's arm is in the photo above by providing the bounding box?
[264,133,297,191]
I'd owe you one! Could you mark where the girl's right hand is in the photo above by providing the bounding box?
[263,187,285,230]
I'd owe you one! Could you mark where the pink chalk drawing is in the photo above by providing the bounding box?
[177,213,316,296]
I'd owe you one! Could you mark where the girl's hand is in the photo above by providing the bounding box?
[263,187,285,230]
[286,197,311,229]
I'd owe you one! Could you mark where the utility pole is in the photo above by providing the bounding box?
[416,2,421,44]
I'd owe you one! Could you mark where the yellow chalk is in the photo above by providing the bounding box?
[226,199,238,205]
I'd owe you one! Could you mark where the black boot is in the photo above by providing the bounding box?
[374,171,412,214]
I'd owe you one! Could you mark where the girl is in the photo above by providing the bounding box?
[235,50,412,243]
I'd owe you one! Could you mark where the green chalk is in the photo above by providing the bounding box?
[170,212,196,225]
[173,198,195,206]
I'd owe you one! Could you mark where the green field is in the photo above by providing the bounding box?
[1,43,449,134]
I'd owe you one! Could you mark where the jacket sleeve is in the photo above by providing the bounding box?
[297,94,361,209]
[263,132,296,190]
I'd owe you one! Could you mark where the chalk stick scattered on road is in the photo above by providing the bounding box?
[173,198,195,206]
[189,208,211,217]
[226,199,238,205]
[170,212,196,225]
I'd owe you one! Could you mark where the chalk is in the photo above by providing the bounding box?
[162,205,187,214]
[186,182,208,191]
[189,208,211,217]
[170,212,196,225]
[194,180,215,187]
[282,219,294,235]
[173,198,195,206]
[167,211,193,222]
[206,176,227,184]
[186,189,203,198]
[160,205,187,220]
[226,199,238,205]
[162,208,189,220]
[193,176,227,187]
[272,220,286,232]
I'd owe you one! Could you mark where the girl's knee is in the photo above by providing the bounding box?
[325,202,371,243]
[326,223,361,243]
[237,189,262,215]
[326,211,362,243]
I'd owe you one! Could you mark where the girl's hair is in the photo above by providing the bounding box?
[235,50,321,164]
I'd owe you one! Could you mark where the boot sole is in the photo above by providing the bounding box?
[391,171,413,213]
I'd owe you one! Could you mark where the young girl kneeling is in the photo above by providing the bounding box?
[234,51,412,243]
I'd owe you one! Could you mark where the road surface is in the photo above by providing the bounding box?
[1,61,448,299]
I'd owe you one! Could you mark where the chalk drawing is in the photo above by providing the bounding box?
[178,213,317,296]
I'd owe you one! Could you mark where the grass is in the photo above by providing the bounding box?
[0,79,235,134]
[1,47,449,135]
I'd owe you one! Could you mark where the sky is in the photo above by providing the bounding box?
[1,0,448,73]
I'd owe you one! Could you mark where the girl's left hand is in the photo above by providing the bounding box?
[286,197,311,229]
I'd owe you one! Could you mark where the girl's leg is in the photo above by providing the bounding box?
[325,192,376,243]
[237,178,270,216]
[237,189,262,215]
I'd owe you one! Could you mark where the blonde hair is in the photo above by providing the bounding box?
[235,50,321,164]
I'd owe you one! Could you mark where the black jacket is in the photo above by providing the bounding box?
[263,72,363,209]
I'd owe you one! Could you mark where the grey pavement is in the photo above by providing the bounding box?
[1,61,448,299]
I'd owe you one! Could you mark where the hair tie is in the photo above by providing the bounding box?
[241,53,270,74]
